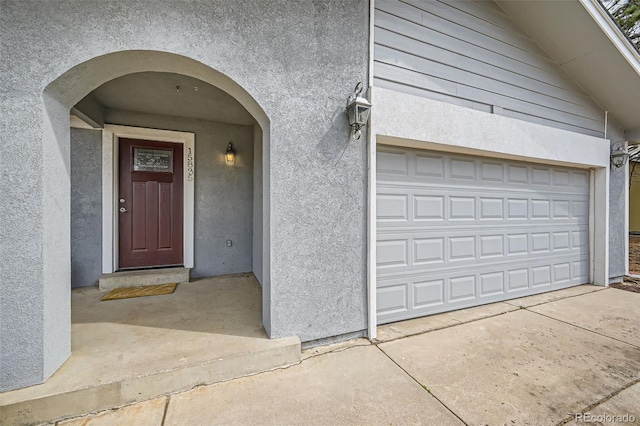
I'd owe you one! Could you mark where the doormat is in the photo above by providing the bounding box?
[101,283,178,301]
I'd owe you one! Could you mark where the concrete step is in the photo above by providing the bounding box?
[99,267,190,291]
[0,336,301,426]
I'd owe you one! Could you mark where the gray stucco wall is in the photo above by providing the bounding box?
[608,118,627,282]
[105,109,255,279]
[1,0,368,391]
[70,128,102,288]
[253,125,264,285]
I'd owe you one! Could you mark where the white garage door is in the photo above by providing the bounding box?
[376,146,590,324]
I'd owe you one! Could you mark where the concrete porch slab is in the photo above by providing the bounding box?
[0,274,300,426]
[530,287,640,347]
[163,346,463,426]
[98,267,190,291]
[379,309,640,425]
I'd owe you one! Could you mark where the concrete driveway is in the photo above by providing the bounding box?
[54,286,640,425]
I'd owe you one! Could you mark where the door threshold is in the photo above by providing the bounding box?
[99,267,190,291]
[117,264,184,272]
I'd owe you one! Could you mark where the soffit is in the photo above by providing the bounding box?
[496,0,640,134]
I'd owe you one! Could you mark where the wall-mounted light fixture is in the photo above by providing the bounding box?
[225,142,235,165]
[611,143,628,169]
[345,82,371,140]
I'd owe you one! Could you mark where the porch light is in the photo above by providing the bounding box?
[225,142,235,165]
[611,142,629,168]
[345,82,371,140]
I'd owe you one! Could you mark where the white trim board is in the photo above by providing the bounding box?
[102,124,195,273]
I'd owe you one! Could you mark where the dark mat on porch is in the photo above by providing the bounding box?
[101,283,178,301]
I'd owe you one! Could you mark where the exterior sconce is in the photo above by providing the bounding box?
[611,141,630,169]
[345,82,372,140]
[225,142,235,165]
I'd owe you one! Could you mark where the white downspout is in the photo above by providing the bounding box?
[367,0,377,340]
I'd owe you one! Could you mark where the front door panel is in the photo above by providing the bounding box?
[119,138,184,269]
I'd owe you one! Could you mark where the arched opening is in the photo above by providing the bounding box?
[41,50,272,384]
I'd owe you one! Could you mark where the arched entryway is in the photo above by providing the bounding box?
[41,50,272,384]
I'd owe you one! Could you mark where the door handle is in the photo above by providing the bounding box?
[119,207,129,213]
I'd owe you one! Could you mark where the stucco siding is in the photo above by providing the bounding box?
[253,125,264,285]
[373,0,605,137]
[1,0,368,390]
[70,128,103,288]
[607,118,627,281]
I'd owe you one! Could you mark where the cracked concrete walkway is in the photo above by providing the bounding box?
[52,286,640,425]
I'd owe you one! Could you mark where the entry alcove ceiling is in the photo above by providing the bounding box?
[75,71,256,126]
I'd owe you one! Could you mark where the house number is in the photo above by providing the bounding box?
[187,147,194,182]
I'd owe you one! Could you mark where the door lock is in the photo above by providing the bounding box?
[119,199,125,203]
[119,207,129,213]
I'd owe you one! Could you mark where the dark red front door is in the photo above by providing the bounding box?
[119,138,184,269]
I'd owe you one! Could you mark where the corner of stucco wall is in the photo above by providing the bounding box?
[268,0,370,342]
[0,85,48,391]
[253,124,264,286]
[41,91,72,380]
[261,124,271,338]
[70,127,104,288]
[607,117,627,280]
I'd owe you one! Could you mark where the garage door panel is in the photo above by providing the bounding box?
[377,239,409,268]
[414,195,445,221]
[553,262,571,283]
[572,200,589,219]
[377,194,409,222]
[415,153,445,178]
[377,256,589,319]
[377,282,409,316]
[449,275,477,301]
[414,237,445,264]
[377,150,409,176]
[377,146,590,324]
[377,228,586,275]
[379,147,588,189]
[507,268,529,291]
[377,253,589,282]
[377,183,588,200]
[377,188,588,228]
[376,257,589,324]
[480,271,505,296]
[378,178,588,195]
[531,265,552,287]
[450,157,477,180]
[572,259,590,281]
[414,279,445,308]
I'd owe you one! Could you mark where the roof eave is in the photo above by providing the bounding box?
[579,0,640,77]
